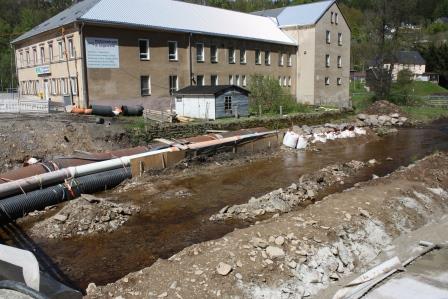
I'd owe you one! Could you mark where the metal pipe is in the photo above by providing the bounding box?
[0,147,178,199]
[185,131,277,150]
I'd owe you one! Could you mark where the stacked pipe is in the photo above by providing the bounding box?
[0,129,277,222]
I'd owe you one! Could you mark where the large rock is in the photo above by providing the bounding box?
[216,262,232,276]
[266,246,285,259]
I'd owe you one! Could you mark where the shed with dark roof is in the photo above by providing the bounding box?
[175,85,249,120]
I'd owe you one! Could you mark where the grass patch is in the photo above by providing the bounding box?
[401,81,448,97]
[402,106,448,122]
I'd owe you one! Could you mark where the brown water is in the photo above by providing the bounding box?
[2,124,448,291]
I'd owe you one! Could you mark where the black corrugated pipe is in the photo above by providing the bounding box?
[0,168,131,222]
[122,105,144,116]
[91,105,115,117]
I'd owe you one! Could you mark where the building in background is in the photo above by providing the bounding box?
[12,0,350,110]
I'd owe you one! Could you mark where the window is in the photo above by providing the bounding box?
[338,33,342,46]
[68,38,75,58]
[168,41,178,61]
[61,78,67,95]
[255,49,261,65]
[279,53,284,66]
[265,50,271,65]
[331,11,334,23]
[51,79,56,95]
[242,75,247,87]
[169,75,178,95]
[139,39,150,60]
[32,48,37,65]
[326,30,331,44]
[196,75,204,86]
[228,47,235,64]
[26,50,30,65]
[19,52,23,67]
[48,43,53,62]
[337,78,342,85]
[229,75,234,85]
[211,75,218,86]
[283,76,287,87]
[240,48,246,64]
[40,46,45,64]
[288,77,291,87]
[325,77,330,85]
[287,53,292,67]
[236,75,240,86]
[196,43,204,62]
[335,13,339,24]
[325,54,330,67]
[278,76,282,86]
[70,77,78,95]
[224,96,232,114]
[58,40,64,60]
[337,56,342,68]
[140,76,151,96]
[211,45,218,63]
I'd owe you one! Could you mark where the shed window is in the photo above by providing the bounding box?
[140,76,151,96]
[196,43,204,62]
[224,96,232,114]
[168,41,178,61]
[228,47,235,64]
[211,45,218,63]
[265,50,271,65]
[169,75,178,95]
[240,48,246,64]
[255,49,261,65]
[139,39,150,60]
[211,75,218,86]
[326,31,331,44]
[196,75,204,86]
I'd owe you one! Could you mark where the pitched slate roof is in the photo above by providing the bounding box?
[12,0,101,44]
[393,51,426,65]
[13,0,296,46]
[175,85,250,96]
[252,0,335,27]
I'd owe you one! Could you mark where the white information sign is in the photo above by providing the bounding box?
[86,37,119,69]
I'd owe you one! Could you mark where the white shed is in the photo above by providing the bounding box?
[175,85,250,120]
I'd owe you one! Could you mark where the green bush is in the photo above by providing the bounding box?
[248,75,309,114]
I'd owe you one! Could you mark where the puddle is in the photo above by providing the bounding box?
[2,125,448,290]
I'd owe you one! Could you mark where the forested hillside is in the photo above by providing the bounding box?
[0,0,447,90]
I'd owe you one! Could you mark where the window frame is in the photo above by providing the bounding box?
[210,45,218,63]
[242,75,247,87]
[264,50,271,66]
[58,40,64,61]
[337,78,342,85]
[32,47,37,65]
[67,37,75,59]
[283,76,287,87]
[196,42,205,62]
[326,30,331,44]
[338,33,342,46]
[279,53,284,66]
[139,39,150,61]
[211,75,218,86]
[287,53,292,67]
[337,55,342,68]
[288,76,292,87]
[240,48,246,64]
[325,77,330,86]
[325,54,331,68]
[70,77,78,95]
[40,45,45,65]
[48,42,53,62]
[140,75,151,96]
[168,41,178,61]
[331,11,334,24]
[229,75,234,85]
[169,75,178,95]
[335,13,339,24]
[228,47,236,64]
[196,75,204,86]
[255,49,261,65]
[236,74,240,86]
[224,96,232,114]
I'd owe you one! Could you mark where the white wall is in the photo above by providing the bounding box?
[175,96,216,120]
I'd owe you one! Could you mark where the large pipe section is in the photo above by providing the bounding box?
[0,168,131,222]
[0,147,179,199]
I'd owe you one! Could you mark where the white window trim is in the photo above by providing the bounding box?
[287,53,292,67]
[197,75,204,86]
[335,13,339,25]
[139,39,150,61]
[338,33,343,46]
[140,76,151,96]
[326,54,331,67]
[169,75,178,94]
[326,31,331,44]
[58,40,64,61]
[337,78,342,85]
[240,48,246,64]
[279,53,284,66]
[288,77,291,87]
[70,77,78,95]
[211,45,218,63]
[283,76,287,87]
[228,48,236,64]
[67,37,75,59]
[338,56,342,68]
[242,75,247,87]
[40,46,45,65]
[32,47,37,65]
[236,75,240,86]
[48,42,53,62]
[196,43,205,62]
[168,41,178,61]
[325,77,330,86]
[211,75,218,86]
[229,75,234,85]
[255,49,261,65]
[265,50,271,65]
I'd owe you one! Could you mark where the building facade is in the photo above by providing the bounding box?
[12,0,350,110]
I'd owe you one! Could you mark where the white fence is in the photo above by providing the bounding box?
[0,94,50,114]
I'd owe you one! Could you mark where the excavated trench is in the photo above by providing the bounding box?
[2,123,448,292]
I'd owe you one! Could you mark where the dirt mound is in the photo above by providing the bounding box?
[363,100,405,116]
[30,194,140,239]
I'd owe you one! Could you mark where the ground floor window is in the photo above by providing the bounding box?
[169,75,178,95]
[70,77,78,95]
[211,75,218,86]
[196,75,204,86]
[224,96,232,114]
[140,76,151,96]
[242,75,247,87]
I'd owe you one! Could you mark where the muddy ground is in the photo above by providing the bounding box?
[85,152,448,299]
[0,113,132,172]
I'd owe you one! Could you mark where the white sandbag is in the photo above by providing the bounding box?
[312,133,327,143]
[283,131,299,148]
[326,132,337,141]
[296,136,308,149]
[354,127,367,135]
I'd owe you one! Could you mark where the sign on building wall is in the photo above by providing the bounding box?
[35,65,50,76]
[86,37,119,69]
